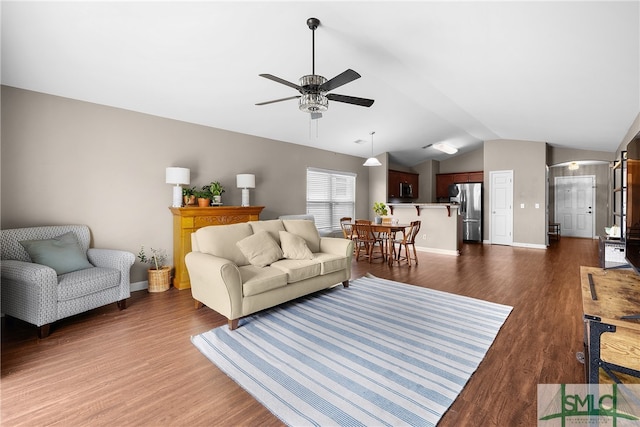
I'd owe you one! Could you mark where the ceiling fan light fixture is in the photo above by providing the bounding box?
[363,131,382,167]
[433,143,458,155]
[299,93,328,113]
[257,18,374,115]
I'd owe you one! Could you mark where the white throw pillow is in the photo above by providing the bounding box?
[279,230,314,260]
[236,231,283,267]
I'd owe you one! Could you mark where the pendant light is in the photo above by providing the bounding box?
[363,131,382,167]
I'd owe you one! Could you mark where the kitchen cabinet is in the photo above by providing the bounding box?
[435,174,456,199]
[436,171,483,199]
[388,170,419,199]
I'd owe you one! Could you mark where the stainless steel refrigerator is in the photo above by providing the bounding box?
[449,183,482,242]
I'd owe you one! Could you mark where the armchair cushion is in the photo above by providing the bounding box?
[236,231,283,267]
[57,267,120,301]
[19,232,93,275]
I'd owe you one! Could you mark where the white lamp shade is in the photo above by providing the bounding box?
[236,174,255,189]
[363,157,382,167]
[166,167,190,185]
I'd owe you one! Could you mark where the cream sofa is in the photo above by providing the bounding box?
[185,219,354,330]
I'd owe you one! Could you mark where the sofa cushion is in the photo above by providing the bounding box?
[236,231,283,267]
[195,223,253,266]
[19,232,94,275]
[57,267,120,301]
[239,265,288,297]
[270,259,321,283]
[313,253,348,275]
[279,231,314,260]
[248,220,286,245]
[282,220,321,253]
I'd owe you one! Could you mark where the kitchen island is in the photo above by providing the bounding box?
[387,203,462,256]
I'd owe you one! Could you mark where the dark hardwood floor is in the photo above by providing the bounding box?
[1,237,600,426]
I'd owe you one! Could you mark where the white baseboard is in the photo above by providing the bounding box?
[130,280,148,292]
[512,242,547,250]
[481,240,547,250]
[415,246,460,256]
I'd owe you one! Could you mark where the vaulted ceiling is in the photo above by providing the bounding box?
[2,1,638,166]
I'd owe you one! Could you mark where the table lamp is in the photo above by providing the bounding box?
[236,174,255,207]
[166,167,190,207]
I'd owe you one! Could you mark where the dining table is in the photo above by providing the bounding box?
[347,222,411,266]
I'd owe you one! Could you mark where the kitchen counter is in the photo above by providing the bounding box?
[386,203,462,255]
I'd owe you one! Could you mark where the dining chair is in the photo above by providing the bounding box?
[352,219,371,242]
[393,220,421,266]
[340,217,353,240]
[353,222,384,263]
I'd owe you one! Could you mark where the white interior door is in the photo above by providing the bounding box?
[490,170,513,245]
[554,175,595,238]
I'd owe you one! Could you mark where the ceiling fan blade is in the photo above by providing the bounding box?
[319,69,361,92]
[259,74,302,91]
[327,93,375,107]
[255,95,301,106]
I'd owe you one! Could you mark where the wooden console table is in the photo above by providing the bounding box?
[580,266,640,383]
[169,206,264,290]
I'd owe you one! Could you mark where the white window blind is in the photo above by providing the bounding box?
[306,168,356,233]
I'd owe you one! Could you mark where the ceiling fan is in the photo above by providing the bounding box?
[256,17,375,119]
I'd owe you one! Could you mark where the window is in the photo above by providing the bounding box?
[306,168,356,233]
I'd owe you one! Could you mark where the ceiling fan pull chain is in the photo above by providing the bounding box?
[308,114,320,139]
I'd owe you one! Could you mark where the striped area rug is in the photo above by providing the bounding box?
[191,274,512,427]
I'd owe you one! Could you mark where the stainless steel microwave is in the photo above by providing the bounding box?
[400,182,413,198]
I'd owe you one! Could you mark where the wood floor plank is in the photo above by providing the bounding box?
[1,237,600,426]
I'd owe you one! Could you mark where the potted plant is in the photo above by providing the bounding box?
[196,187,213,207]
[373,202,389,224]
[138,246,171,292]
[209,181,225,204]
[182,186,197,206]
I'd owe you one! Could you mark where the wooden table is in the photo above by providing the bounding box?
[580,266,640,383]
[350,223,410,266]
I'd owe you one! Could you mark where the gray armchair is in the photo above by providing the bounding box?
[1,225,135,338]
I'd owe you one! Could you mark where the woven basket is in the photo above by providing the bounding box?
[147,266,171,292]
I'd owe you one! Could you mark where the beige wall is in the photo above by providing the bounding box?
[438,147,484,174]
[484,139,547,246]
[413,159,437,203]
[1,86,372,283]
[547,146,614,165]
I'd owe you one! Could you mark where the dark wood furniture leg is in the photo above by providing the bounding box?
[38,323,51,339]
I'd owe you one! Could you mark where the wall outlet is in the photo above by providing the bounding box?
[520,203,525,209]
[422,234,427,240]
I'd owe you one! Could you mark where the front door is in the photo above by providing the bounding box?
[554,175,595,238]
[490,170,513,245]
